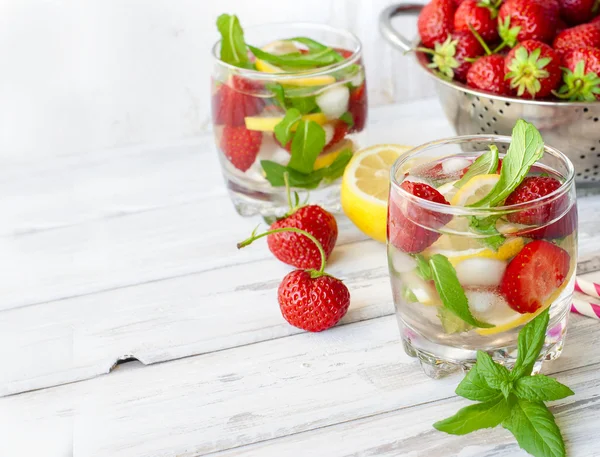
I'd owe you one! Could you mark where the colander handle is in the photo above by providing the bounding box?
[379,4,424,53]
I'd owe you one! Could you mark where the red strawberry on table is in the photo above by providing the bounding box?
[558,47,600,101]
[467,54,510,95]
[418,0,457,48]
[212,76,265,127]
[454,0,500,42]
[498,0,560,44]
[505,40,562,98]
[559,0,600,25]
[505,176,577,239]
[278,269,350,332]
[423,31,485,82]
[388,181,452,254]
[500,240,571,314]
[220,125,263,172]
[348,82,367,133]
[553,22,600,53]
[268,204,338,270]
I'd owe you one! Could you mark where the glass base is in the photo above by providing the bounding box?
[400,309,569,379]
[226,177,343,218]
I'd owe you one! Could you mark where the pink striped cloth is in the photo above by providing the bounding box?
[571,277,600,319]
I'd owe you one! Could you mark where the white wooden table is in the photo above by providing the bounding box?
[3,98,600,457]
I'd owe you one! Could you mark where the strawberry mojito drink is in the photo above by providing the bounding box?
[212,15,367,216]
[387,121,577,378]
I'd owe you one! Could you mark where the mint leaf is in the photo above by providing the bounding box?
[456,366,502,402]
[248,45,341,69]
[402,286,419,302]
[469,215,506,251]
[261,161,322,189]
[339,111,354,128]
[429,255,494,328]
[475,351,511,391]
[434,395,511,435]
[290,96,318,115]
[288,120,326,174]
[438,307,472,334]
[285,37,344,62]
[266,83,287,109]
[512,308,550,380]
[321,149,352,182]
[471,120,544,207]
[503,398,566,457]
[274,108,302,146]
[514,375,574,402]
[415,254,433,280]
[455,145,499,189]
[216,14,251,68]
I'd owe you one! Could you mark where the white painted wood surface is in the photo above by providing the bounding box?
[3,98,600,456]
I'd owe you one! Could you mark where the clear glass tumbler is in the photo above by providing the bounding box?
[387,135,577,378]
[211,23,367,217]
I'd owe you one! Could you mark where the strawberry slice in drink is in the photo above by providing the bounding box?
[212,76,265,127]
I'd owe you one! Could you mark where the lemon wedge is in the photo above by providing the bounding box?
[255,41,337,87]
[424,237,525,267]
[450,174,500,206]
[245,113,328,132]
[314,139,355,170]
[341,144,412,242]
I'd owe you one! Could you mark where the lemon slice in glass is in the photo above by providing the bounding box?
[341,144,412,242]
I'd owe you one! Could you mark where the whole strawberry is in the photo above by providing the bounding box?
[278,269,350,332]
[505,176,577,239]
[498,0,560,44]
[212,77,265,127]
[557,47,600,101]
[388,181,452,253]
[553,22,600,53]
[268,204,338,270]
[238,226,350,332]
[505,40,562,98]
[454,0,500,42]
[500,240,571,314]
[418,0,457,48]
[423,31,485,82]
[467,54,510,94]
[559,0,600,25]
[220,125,262,171]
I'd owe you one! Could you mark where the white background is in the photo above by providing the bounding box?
[0,0,433,162]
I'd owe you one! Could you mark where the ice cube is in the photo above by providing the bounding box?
[455,258,506,287]
[442,157,471,175]
[389,248,417,273]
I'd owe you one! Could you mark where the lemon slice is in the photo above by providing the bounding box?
[476,263,575,336]
[314,139,355,170]
[245,113,328,132]
[450,174,500,206]
[424,237,525,267]
[255,41,337,87]
[341,144,412,242]
[437,180,459,201]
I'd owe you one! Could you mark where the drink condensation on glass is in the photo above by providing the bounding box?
[387,135,577,378]
[211,23,367,217]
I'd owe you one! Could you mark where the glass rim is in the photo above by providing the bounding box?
[389,134,576,217]
[211,21,363,80]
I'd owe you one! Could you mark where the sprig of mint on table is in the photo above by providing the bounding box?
[434,308,574,457]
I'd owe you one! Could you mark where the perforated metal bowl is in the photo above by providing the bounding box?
[380,3,600,187]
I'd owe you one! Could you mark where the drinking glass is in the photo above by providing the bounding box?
[387,135,577,378]
[211,23,367,217]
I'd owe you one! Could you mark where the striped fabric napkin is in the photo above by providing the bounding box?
[571,277,600,319]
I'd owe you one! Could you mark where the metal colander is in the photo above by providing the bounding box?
[380,4,600,187]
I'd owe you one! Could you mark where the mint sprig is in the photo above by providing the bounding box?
[434,308,574,457]
[454,145,499,189]
[248,45,341,69]
[216,14,252,69]
[288,120,327,174]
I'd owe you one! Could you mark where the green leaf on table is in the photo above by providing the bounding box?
[266,83,287,109]
[475,351,511,391]
[216,14,251,68]
[339,111,355,128]
[470,120,544,208]
[511,308,550,380]
[434,395,511,435]
[414,254,432,280]
[429,254,494,328]
[456,365,502,402]
[248,45,341,69]
[455,145,499,189]
[288,120,327,174]
[514,375,574,402]
[438,307,473,334]
[503,398,566,457]
[289,96,318,115]
[274,108,302,146]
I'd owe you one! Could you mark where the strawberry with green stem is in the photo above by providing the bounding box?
[555,47,600,101]
[467,54,510,94]
[237,226,350,332]
[504,40,562,99]
[454,0,501,42]
[498,0,560,45]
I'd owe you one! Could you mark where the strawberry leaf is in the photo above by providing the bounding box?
[216,14,252,68]
[288,120,327,174]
